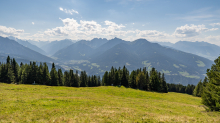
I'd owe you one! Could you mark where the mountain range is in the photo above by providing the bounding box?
[52,38,213,85]
[157,41,220,61]
[1,36,218,85]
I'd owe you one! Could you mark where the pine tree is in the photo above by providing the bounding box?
[202,56,220,111]
[58,69,63,86]
[193,80,203,97]
[50,63,58,86]
[69,69,75,87]
[114,71,120,86]
[75,70,80,87]
[80,71,87,87]
[145,71,150,91]
[149,68,160,91]
[129,70,136,88]
[121,66,129,87]
[43,63,50,85]
[11,58,19,82]
[136,72,145,90]
[63,71,70,86]
[102,71,109,86]
[161,73,168,93]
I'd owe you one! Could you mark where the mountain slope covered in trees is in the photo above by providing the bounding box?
[52,38,213,85]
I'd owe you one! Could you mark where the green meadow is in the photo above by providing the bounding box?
[0,83,219,123]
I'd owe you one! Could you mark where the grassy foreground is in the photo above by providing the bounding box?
[0,83,219,123]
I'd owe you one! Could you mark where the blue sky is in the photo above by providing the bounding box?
[0,0,220,45]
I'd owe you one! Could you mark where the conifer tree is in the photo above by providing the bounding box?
[121,66,129,87]
[193,80,203,97]
[102,71,109,86]
[202,56,220,111]
[161,73,168,93]
[136,72,145,90]
[43,63,50,85]
[75,70,80,87]
[69,69,75,87]
[145,71,150,91]
[58,68,63,86]
[50,63,58,86]
[114,71,120,86]
[149,68,160,91]
[63,71,70,86]
[129,70,136,88]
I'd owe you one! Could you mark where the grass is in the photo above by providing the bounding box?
[178,71,200,79]
[173,64,179,68]
[196,60,206,67]
[0,83,220,122]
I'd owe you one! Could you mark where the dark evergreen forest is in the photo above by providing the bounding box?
[0,56,199,95]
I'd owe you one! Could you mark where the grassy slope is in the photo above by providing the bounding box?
[0,83,219,123]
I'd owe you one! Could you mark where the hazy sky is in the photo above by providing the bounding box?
[0,0,220,45]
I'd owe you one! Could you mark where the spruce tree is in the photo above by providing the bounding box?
[50,63,58,86]
[121,66,128,87]
[129,70,136,88]
[161,73,168,93]
[43,63,50,85]
[102,71,108,86]
[193,80,203,97]
[149,68,160,91]
[114,71,120,86]
[136,72,145,90]
[63,71,70,86]
[202,56,220,111]
[58,68,63,86]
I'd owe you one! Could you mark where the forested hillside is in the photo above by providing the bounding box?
[52,38,213,85]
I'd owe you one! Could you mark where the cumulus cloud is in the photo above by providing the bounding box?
[208,28,218,31]
[25,18,219,44]
[59,7,79,14]
[210,23,220,27]
[0,25,24,37]
[41,18,128,39]
[136,30,169,37]
[32,22,35,25]
[174,24,209,37]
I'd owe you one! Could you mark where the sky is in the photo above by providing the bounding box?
[0,0,220,45]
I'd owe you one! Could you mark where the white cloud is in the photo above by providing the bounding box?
[23,18,219,46]
[59,7,63,11]
[59,7,79,15]
[208,28,218,31]
[136,30,169,37]
[174,24,209,37]
[0,25,24,37]
[210,23,220,27]
[32,22,35,25]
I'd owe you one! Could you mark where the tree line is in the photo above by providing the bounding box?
[167,83,195,95]
[0,56,101,87]
[102,66,168,93]
[0,56,168,93]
